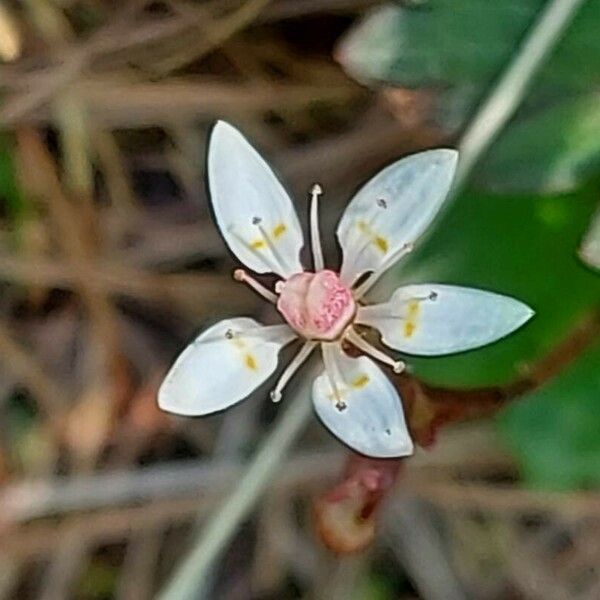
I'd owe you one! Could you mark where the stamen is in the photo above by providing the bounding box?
[346,328,405,374]
[322,344,346,411]
[228,224,278,272]
[233,269,278,304]
[220,324,297,346]
[253,217,290,275]
[310,183,324,271]
[270,341,317,402]
[353,242,414,300]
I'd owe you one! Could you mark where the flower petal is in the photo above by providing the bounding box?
[208,121,304,278]
[312,344,413,458]
[356,284,534,356]
[337,149,458,285]
[158,318,297,416]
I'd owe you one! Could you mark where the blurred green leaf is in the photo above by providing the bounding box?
[499,339,600,490]
[337,1,600,192]
[0,133,25,221]
[338,1,599,100]
[352,572,394,600]
[580,205,600,270]
[477,95,600,194]
[372,187,600,388]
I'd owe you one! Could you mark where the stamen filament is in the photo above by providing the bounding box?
[253,217,290,275]
[346,328,405,374]
[228,225,272,266]
[233,269,278,304]
[356,290,438,322]
[310,183,324,271]
[270,341,317,402]
[322,344,346,410]
[353,242,414,300]
[216,324,297,345]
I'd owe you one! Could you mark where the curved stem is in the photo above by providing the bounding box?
[157,369,316,600]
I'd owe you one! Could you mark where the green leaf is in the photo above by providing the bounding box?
[338,1,600,100]
[477,95,600,194]
[0,133,25,221]
[337,1,600,192]
[371,187,600,388]
[580,205,600,270]
[499,339,600,490]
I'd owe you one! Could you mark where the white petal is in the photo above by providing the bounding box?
[357,284,534,356]
[337,149,458,285]
[158,318,296,416]
[312,344,413,458]
[208,121,304,277]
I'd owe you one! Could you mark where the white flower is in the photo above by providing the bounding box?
[158,121,534,458]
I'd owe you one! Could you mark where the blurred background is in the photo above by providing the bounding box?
[0,1,599,599]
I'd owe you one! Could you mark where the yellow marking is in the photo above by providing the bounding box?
[374,236,388,253]
[351,374,370,389]
[272,223,286,239]
[249,223,286,250]
[403,301,420,338]
[404,322,416,337]
[245,353,258,370]
[357,220,389,255]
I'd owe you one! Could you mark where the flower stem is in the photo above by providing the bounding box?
[157,375,315,600]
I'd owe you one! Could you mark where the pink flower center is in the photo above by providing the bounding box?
[277,270,356,341]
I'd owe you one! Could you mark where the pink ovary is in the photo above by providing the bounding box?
[277,270,356,341]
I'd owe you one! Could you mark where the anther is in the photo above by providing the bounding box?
[252,216,262,225]
[392,361,406,374]
[376,198,387,209]
[225,329,234,339]
[335,401,347,412]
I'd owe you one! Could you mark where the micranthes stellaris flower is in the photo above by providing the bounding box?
[158,121,534,458]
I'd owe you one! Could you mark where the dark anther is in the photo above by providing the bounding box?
[225,329,234,339]
[428,291,438,301]
[252,216,262,225]
[335,401,347,412]
[376,198,387,209]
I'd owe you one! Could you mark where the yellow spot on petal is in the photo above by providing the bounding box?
[351,374,370,389]
[374,236,388,254]
[245,353,258,370]
[356,220,388,254]
[403,301,420,338]
[272,223,287,239]
[250,238,265,249]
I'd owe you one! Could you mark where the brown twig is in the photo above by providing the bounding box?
[0,319,66,415]
[0,254,256,316]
